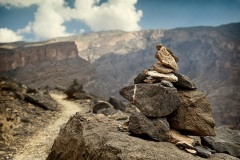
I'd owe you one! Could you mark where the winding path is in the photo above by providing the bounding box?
[14,93,82,160]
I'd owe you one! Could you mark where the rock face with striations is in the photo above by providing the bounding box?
[1,24,240,129]
[0,42,96,90]
[201,127,240,158]
[168,90,215,136]
[120,83,180,117]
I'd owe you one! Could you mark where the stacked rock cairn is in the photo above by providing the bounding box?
[120,44,216,155]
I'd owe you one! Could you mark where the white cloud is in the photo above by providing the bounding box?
[30,0,71,39]
[0,0,142,41]
[74,0,142,31]
[0,28,22,42]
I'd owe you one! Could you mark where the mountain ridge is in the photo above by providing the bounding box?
[0,22,239,128]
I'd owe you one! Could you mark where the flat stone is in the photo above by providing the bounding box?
[161,80,174,87]
[201,127,240,158]
[129,112,170,141]
[24,92,58,111]
[168,90,215,136]
[195,146,212,158]
[172,72,197,90]
[176,141,195,150]
[92,101,114,114]
[185,148,197,154]
[144,70,178,82]
[119,83,180,117]
[155,45,179,70]
[169,129,195,145]
[134,72,148,84]
[156,44,179,62]
[152,62,175,74]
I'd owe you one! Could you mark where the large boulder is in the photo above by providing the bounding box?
[119,83,180,117]
[92,101,115,115]
[129,112,170,141]
[168,90,215,136]
[24,91,58,111]
[108,96,126,112]
[47,114,86,160]
[64,79,84,99]
[47,113,238,160]
[201,127,240,158]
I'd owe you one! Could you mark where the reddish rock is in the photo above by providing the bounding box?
[168,90,215,136]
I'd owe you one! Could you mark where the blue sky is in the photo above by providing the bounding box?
[0,0,240,42]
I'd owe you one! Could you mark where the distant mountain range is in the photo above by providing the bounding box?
[0,22,239,128]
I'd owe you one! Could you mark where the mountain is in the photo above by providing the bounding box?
[0,22,239,128]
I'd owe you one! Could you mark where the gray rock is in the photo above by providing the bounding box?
[134,72,148,84]
[129,112,170,141]
[161,80,174,87]
[24,92,58,111]
[195,146,212,158]
[172,72,197,90]
[97,107,118,116]
[108,96,126,111]
[47,113,238,160]
[201,127,240,158]
[92,101,114,114]
[64,79,84,99]
[119,83,180,117]
[47,114,86,160]
[73,92,94,100]
[168,90,215,136]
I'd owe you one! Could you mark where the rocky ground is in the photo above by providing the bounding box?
[0,78,239,160]
[0,79,90,160]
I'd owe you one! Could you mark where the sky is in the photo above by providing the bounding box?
[0,0,240,43]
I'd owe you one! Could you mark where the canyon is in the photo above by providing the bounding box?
[0,22,239,128]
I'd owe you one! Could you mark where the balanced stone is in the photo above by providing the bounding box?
[156,44,179,62]
[172,72,197,90]
[143,70,178,82]
[119,83,180,117]
[168,90,215,136]
[155,45,179,71]
[152,62,175,74]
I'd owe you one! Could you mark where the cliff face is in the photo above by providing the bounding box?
[0,42,96,88]
[0,23,239,128]
[0,42,78,72]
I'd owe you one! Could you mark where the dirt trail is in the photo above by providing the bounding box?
[13,93,82,160]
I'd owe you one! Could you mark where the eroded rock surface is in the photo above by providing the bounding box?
[168,90,215,136]
[120,83,180,117]
[47,113,238,160]
[155,45,179,71]
[128,112,170,141]
[201,127,240,158]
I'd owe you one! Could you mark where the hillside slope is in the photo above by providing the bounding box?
[0,23,239,128]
